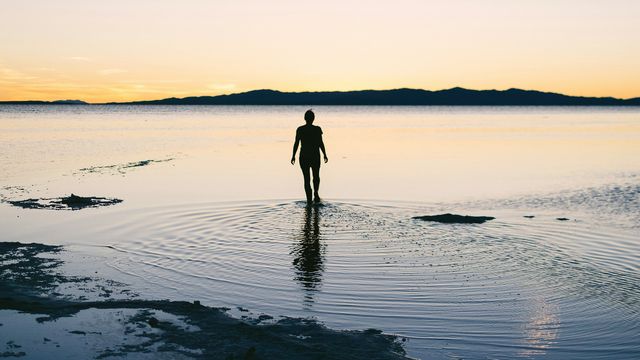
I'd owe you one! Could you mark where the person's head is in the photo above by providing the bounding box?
[304,109,315,124]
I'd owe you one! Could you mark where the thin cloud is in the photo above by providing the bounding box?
[0,66,38,81]
[208,83,236,91]
[67,56,91,61]
[107,84,180,94]
[30,67,56,72]
[118,79,188,84]
[98,68,127,76]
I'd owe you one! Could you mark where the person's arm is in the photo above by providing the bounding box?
[291,129,300,165]
[319,131,328,163]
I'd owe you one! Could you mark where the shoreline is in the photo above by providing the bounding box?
[0,242,408,359]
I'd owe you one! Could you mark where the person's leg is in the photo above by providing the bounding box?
[311,165,320,202]
[300,163,312,204]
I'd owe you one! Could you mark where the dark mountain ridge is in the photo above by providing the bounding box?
[0,99,87,105]
[106,88,640,106]
[2,88,639,105]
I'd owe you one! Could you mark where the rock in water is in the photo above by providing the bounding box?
[8,194,122,210]
[412,213,495,224]
[58,194,98,208]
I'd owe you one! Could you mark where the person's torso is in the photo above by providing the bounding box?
[298,125,322,158]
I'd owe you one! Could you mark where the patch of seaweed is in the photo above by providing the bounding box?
[0,242,408,359]
[0,340,25,358]
[0,242,66,297]
[77,158,174,175]
[0,242,93,299]
[7,194,122,210]
[412,213,495,224]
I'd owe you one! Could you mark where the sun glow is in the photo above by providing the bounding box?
[1,0,639,102]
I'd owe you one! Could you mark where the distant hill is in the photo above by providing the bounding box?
[108,88,640,106]
[0,99,87,105]
[2,89,640,106]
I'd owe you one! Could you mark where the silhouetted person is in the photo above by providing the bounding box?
[291,109,328,204]
[291,205,324,305]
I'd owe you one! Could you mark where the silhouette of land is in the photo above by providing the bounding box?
[2,88,640,105]
[0,99,87,105]
[108,88,640,105]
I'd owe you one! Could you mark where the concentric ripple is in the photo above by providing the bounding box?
[85,200,639,359]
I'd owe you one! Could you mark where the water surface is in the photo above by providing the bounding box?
[1,106,638,359]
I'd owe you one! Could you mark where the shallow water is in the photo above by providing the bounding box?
[33,198,633,359]
[1,106,639,359]
[2,105,639,204]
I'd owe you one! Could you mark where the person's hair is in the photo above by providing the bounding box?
[304,109,315,122]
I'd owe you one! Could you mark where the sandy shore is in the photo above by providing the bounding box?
[0,242,408,359]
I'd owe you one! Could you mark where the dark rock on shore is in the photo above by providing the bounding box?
[413,213,495,224]
[7,194,122,210]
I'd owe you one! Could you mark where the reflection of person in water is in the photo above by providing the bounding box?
[291,205,325,304]
[291,109,328,205]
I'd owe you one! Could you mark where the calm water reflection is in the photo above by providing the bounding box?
[291,205,325,306]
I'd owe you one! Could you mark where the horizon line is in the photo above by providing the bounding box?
[2,86,640,104]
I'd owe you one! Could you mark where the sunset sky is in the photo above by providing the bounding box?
[1,0,639,102]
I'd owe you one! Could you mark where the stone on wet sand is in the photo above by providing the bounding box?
[413,213,495,224]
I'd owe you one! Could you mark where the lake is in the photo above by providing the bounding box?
[1,105,639,359]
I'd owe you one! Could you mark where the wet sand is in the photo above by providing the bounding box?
[0,242,407,359]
